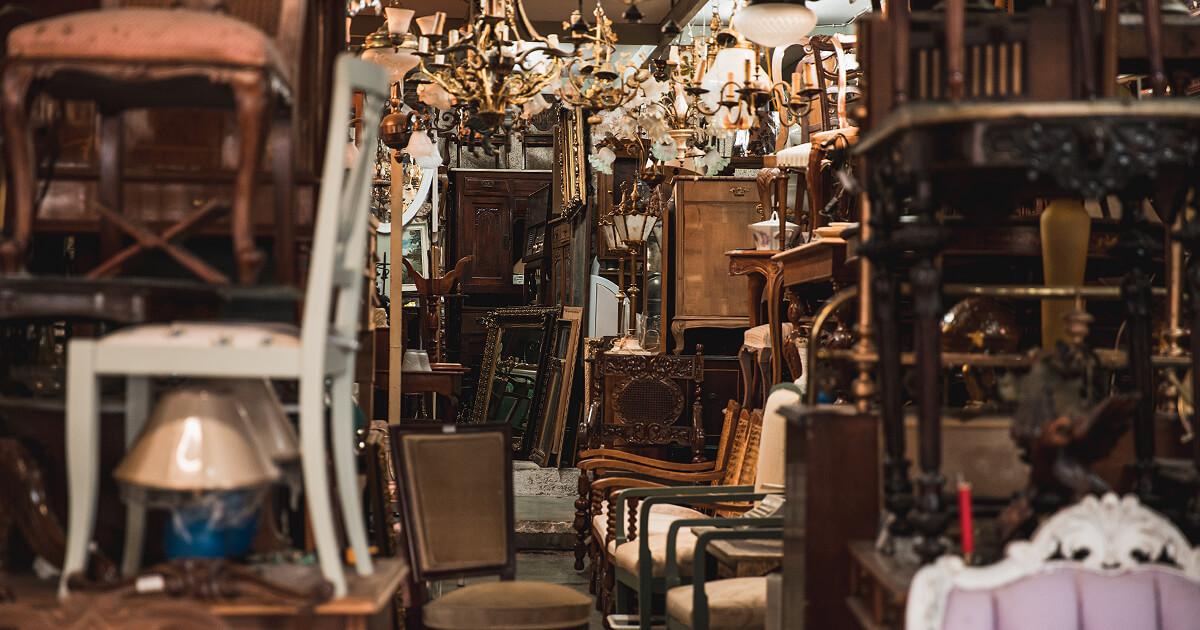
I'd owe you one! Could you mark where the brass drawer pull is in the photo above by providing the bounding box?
[480,179,496,188]
[730,186,748,197]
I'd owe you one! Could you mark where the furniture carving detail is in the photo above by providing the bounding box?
[907,493,1200,630]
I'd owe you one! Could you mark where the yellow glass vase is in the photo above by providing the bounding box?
[1040,199,1091,348]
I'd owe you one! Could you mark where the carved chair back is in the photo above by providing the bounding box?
[908,493,1200,630]
[589,349,706,462]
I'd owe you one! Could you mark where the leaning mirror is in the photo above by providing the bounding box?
[470,307,559,455]
[530,307,583,466]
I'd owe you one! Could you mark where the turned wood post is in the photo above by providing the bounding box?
[1116,193,1161,502]
[860,158,913,540]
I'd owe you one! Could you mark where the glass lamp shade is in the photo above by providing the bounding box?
[114,389,280,494]
[701,46,758,110]
[600,218,627,250]
[405,130,436,159]
[221,379,299,463]
[361,45,421,86]
[385,7,415,36]
[415,12,446,37]
[732,1,817,48]
[614,213,657,246]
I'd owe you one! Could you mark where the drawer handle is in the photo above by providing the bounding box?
[481,179,496,188]
[730,186,748,197]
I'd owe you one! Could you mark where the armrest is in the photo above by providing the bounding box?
[686,526,783,630]
[612,487,759,546]
[663,517,783,590]
[578,448,717,472]
[631,515,781,630]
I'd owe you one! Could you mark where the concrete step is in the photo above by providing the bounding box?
[514,494,578,551]
[513,462,580,497]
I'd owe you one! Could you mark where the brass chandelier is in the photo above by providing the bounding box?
[416,0,574,134]
[557,1,650,122]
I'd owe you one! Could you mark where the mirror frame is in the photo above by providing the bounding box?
[529,306,583,466]
[469,307,560,454]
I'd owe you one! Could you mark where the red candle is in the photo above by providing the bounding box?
[958,478,974,558]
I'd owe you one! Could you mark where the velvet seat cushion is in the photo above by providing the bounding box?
[422,580,591,630]
[8,8,292,86]
[666,577,767,630]
[614,530,699,579]
[940,566,1200,630]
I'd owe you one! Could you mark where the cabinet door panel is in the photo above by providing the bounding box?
[464,198,510,291]
[673,178,760,318]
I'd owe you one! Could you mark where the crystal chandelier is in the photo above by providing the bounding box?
[416,0,574,137]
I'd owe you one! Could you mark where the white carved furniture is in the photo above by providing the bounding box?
[907,493,1200,630]
[60,55,386,598]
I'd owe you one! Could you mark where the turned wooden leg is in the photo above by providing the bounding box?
[230,73,269,284]
[1,64,35,271]
[573,469,591,571]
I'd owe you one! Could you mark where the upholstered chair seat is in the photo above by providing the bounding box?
[665,577,768,630]
[8,8,292,86]
[591,502,707,556]
[614,530,699,579]
[423,581,591,630]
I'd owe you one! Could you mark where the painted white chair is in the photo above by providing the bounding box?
[60,54,387,599]
[907,493,1200,630]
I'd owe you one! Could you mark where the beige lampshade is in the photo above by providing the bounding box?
[223,379,300,463]
[115,389,280,492]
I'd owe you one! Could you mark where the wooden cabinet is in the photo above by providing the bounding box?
[665,177,761,353]
[452,170,552,295]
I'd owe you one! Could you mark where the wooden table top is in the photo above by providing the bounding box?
[3,558,409,619]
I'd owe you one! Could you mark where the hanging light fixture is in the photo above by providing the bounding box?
[558,2,650,122]
[415,0,574,139]
[731,0,817,49]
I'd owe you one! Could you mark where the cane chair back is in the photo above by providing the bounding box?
[391,424,515,581]
[589,350,706,461]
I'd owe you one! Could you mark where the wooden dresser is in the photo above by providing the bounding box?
[666,177,761,353]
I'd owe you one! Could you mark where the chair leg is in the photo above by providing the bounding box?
[331,368,374,577]
[61,340,100,600]
[120,376,152,576]
[299,375,347,596]
[0,63,35,271]
[230,73,269,284]
[270,113,296,286]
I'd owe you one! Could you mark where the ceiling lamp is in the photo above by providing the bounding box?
[416,0,574,133]
[559,2,650,122]
[361,9,422,88]
[731,0,818,49]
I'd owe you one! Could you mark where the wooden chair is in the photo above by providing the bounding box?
[578,349,707,462]
[389,423,591,630]
[59,54,384,598]
[2,0,306,283]
[605,386,797,629]
[663,525,783,630]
